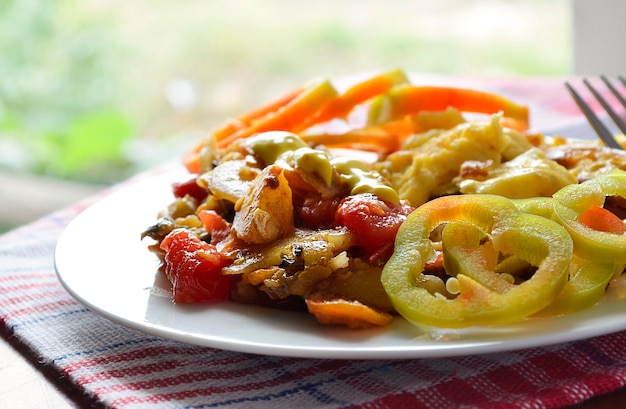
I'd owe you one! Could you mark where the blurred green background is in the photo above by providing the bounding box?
[0,0,571,229]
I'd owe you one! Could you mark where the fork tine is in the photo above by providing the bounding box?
[586,78,626,138]
[602,76,626,108]
[598,76,626,135]
[565,81,623,149]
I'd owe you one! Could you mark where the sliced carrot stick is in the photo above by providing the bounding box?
[212,85,304,142]
[239,87,305,125]
[578,206,626,234]
[367,85,529,131]
[379,116,416,146]
[301,127,402,154]
[215,79,338,150]
[294,68,409,132]
[182,149,201,174]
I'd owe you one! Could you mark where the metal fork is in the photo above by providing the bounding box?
[565,76,626,150]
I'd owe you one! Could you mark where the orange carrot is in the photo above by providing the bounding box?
[182,148,201,174]
[379,116,416,145]
[212,85,304,142]
[212,120,245,143]
[301,127,403,154]
[368,85,529,131]
[305,299,393,329]
[294,69,409,132]
[578,206,626,234]
[215,79,338,150]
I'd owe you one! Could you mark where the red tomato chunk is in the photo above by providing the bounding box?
[334,193,414,263]
[198,210,232,244]
[172,177,208,203]
[297,196,343,229]
[160,229,233,303]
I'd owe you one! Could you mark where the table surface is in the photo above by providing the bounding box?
[2,74,626,409]
[2,319,626,409]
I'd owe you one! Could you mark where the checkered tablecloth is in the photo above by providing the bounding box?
[2,75,625,408]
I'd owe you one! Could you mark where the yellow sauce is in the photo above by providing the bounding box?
[331,157,399,204]
[247,131,400,204]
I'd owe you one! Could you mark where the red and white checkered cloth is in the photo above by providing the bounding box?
[1,76,625,408]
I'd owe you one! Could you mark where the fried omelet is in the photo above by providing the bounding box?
[375,115,576,206]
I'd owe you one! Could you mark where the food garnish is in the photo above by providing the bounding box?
[142,69,626,331]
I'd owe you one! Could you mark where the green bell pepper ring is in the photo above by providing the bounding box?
[534,257,617,317]
[552,169,626,264]
[381,194,573,328]
[511,197,556,219]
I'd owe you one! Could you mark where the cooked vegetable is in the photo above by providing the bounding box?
[308,259,394,313]
[189,69,532,160]
[552,170,626,263]
[301,126,404,156]
[511,197,556,219]
[578,206,626,234]
[535,258,617,317]
[201,159,258,203]
[381,194,573,328]
[216,79,338,150]
[172,177,208,203]
[334,193,413,263]
[305,299,393,329]
[198,210,231,244]
[232,164,295,244]
[295,68,409,131]
[160,228,233,303]
[213,85,305,142]
[223,228,356,276]
[144,69,626,331]
[366,84,529,132]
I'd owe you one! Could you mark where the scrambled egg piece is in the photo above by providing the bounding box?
[375,115,535,206]
[457,147,576,198]
[545,143,626,182]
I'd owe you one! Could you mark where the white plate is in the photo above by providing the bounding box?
[55,166,626,359]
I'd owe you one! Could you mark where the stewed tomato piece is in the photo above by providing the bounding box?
[160,228,233,303]
[334,193,414,263]
[172,177,208,203]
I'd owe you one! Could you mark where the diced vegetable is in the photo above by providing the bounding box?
[172,177,208,203]
[334,193,414,263]
[160,229,233,303]
[578,206,626,234]
[305,299,393,329]
[552,169,626,263]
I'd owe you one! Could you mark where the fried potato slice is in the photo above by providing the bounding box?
[233,165,294,244]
